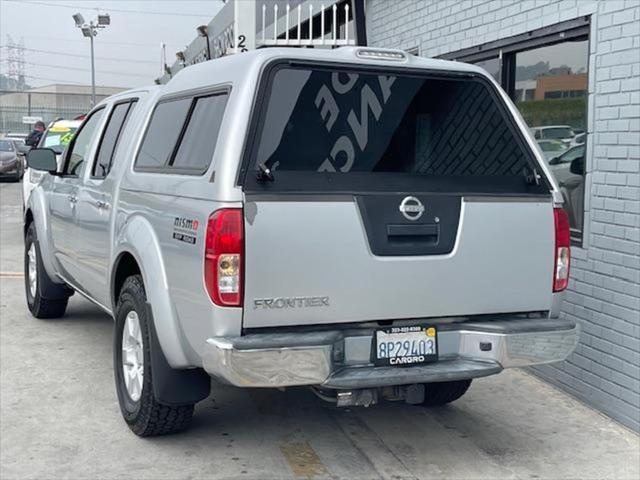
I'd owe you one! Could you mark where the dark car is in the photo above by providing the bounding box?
[0,139,24,181]
[549,145,585,241]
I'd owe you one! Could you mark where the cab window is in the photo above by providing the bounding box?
[65,109,105,177]
[93,100,137,179]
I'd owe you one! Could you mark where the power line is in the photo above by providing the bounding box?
[0,45,158,65]
[0,59,152,78]
[0,73,85,85]
[5,0,220,18]
[13,34,184,49]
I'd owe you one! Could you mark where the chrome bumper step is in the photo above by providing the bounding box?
[202,318,579,389]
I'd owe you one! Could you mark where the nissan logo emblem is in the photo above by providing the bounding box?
[399,196,425,221]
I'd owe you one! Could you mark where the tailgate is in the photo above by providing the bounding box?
[243,196,553,328]
[239,60,555,328]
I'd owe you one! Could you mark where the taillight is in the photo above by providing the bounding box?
[204,209,244,307]
[553,207,570,292]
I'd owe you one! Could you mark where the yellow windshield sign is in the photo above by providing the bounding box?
[49,126,71,133]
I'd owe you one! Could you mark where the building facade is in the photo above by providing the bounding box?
[367,0,639,431]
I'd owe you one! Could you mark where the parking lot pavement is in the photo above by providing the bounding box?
[1,181,639,480]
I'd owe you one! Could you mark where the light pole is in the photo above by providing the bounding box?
[72,12,110,106]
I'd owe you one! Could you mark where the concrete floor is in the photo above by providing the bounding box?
[1,180,639,480]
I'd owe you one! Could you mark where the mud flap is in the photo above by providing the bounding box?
[34,240,74,300]
[145,303,211,406]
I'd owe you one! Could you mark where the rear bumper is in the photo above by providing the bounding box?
[202,318,579,389]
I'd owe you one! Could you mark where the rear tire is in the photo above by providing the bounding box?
[422,379,472,406]
[114,275,194,436]
[24,222,69,318]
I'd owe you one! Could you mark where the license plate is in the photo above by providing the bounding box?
[374,326,437,366]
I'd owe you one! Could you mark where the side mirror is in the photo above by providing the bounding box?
[570,156,584,176]
[27,148,58,173]
[548,156,560,165]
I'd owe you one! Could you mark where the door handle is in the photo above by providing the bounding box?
[95,200,110,210]
[387,224,440,245]
[68,195,77,204]
[387,224,439,237]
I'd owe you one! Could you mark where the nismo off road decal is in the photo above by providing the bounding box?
[172,217,199,245]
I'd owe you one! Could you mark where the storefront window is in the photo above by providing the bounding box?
[459,21,589,245]
[514,40,588,243]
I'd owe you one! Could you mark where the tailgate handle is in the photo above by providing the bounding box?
[386,224,439,243]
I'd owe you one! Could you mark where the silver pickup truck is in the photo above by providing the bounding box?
[24,47,579,437]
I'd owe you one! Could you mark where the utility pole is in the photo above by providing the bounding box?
[89,33,96,106]
[72,12,110,107]
[6,35,26,90]
[160,42,168,77]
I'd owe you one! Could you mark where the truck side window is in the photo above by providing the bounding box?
[170,93,228,171]
[93,100,138,179]
[134,91,228,174]
[65,108,105,177]
[135,98,191,170]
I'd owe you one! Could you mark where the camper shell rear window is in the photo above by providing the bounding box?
[240,61,550,195]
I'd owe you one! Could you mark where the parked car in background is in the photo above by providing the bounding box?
[0,138,24,181]
[530,125,576,146]
[548,145,585,240]
[571,132,586,147]
[2,132,28,143]
[24,47,578,437]
[548,145,585,183]
[12,139,28,170]
[537,139,568,160]
[22,119,80,205]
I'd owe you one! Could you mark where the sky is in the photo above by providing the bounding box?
[0,0,224,89]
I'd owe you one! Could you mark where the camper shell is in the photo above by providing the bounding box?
[24,47,579,436]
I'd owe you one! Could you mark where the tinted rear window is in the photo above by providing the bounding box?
[244,65,547,194]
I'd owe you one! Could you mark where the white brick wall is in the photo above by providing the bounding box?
[368,0,640,431]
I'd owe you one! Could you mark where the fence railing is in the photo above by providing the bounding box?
[0,90,103,134]
[259,2,355,47]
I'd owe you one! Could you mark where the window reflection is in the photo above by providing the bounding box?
[514,40,588,243]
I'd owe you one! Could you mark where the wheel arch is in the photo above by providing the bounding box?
[111,215,191,368]
[24,190,61,284]
[23,208,34,236]
[111,251,141,310]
